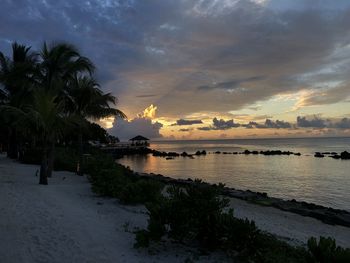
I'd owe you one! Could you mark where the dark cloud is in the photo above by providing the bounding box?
[171,119,203,126]
[198,117,240,131]
[109,117,163,140]
[333,118,350,129]
[297,116,327,128]
[1,0,350,118]
[197,76,265,91]
[297,116,350,129]
[242,119,292,129]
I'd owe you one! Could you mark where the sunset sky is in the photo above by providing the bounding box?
[1,0,350,140]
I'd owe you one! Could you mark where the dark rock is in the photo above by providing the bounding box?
[314,152,324,158]
[294,153,301,156]
[340,151,350,160]
[215,151,221,154]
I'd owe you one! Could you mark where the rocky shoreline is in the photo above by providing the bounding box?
[105,146,350,160]
[125,168,350,228]
[151,148,350,160]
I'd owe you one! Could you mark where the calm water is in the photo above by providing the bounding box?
[118,137,350,211]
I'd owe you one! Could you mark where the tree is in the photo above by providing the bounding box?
[38,42,95,177]
[0,42,38,158]
[66,76,126,175]
[0,89,65,184]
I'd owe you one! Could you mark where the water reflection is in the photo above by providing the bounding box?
[118,153,350,211]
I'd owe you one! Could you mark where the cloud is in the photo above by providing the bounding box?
[333,118,350,129]
[1,0,350,120]
[297,116,327,128]
[137,104,158,119]
[109,117,163,140]
[197,76,265,91]
[293,85,350,110]
[242,119,292,129]
[171,119,203,126]
[198,117,240,130]
[297,116,350,129]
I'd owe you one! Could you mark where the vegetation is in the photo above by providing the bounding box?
[130,180,350,262]
[0,41,125,184]
[86,154,164,205]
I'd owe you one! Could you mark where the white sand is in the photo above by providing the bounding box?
[0,154,349,263]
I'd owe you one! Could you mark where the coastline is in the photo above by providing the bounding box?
[1,154,350,263]
[126,168,350,228]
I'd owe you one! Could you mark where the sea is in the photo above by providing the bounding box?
[117,137,350,211]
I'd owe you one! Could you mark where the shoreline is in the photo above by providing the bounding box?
[1,153,350,263]
[123,167,350,228]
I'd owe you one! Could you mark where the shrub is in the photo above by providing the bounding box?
[86,154,164,205]
[119,179,164,204]
[54,147,79,172]
[135,181,264,258]
[307,236,350,263]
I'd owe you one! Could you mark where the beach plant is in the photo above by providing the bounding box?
[86,154,164,205]
[135,182,263,255]
[307,236,350,263]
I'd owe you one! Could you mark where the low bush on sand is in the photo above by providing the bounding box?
[133,181,350,263]
[86,154,164,205]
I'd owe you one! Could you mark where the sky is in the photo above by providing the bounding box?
[1,0,350,140]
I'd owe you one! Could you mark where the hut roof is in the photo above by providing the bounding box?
[129,135,150,141]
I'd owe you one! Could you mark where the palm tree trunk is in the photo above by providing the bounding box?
[78,128,84,176]
[39,143,48,185]
[47,141,55,178]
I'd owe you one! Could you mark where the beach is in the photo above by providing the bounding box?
[1,154,349,263]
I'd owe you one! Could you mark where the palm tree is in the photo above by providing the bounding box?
[38,42,95,177]
[0,89,65,184]
[66,76,126,175]
[0,42,38,159]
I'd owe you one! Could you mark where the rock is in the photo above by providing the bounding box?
[244,150,251,154]
[181,152,188,157]
[168,152,180,157]
[314,152,325,158]
[215,151,221,154]
[340,151,350,160]
[294,153,301,156]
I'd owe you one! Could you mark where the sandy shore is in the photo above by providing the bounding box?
[0,154,349,263]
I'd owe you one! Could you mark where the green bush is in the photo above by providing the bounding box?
[54,147,79,172]
[119,179,164,204]
[86,154,164,205]
[307,236,350,263]
[135,181,265,259]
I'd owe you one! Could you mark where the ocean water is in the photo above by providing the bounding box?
[117,137,350,211]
